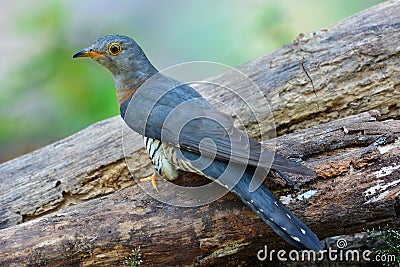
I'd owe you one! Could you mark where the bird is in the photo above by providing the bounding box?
[73,34,322,251]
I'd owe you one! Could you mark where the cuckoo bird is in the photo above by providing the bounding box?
[73,34,322,251]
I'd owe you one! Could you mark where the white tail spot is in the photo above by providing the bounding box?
[291,236,301,242]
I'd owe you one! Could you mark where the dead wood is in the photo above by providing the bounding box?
[1,1,400,266]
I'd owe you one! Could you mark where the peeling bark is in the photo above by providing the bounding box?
[1,1,400,266]
[0,112,399,266]
[198,1,400,136]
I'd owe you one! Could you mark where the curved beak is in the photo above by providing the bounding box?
[73,47,106,58]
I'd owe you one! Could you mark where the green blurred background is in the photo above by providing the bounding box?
[0,0,384,163]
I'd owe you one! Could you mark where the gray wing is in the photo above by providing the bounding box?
[122,73,314,175]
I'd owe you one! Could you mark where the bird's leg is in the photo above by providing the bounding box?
[139,172,161,193]
[272,169,301,191]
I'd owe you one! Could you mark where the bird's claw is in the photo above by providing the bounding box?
[139,173,161,193]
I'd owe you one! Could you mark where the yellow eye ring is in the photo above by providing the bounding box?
[108,42,122,56]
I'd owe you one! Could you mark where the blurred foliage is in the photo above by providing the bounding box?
[0,2,118,161]
[0,0,384,162]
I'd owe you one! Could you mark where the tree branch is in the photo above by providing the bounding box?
[1,1,400,266]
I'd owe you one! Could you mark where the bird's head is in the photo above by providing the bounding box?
[73,34,154,77]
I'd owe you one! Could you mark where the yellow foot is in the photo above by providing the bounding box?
[140,173,161,193]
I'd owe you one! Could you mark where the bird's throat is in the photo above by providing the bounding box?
[115,77,147,107]
[114,68,156,107]
[116,88,136,106]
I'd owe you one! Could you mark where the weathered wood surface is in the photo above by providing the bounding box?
[0,1,400,266]
[199,0,400,136]
[0,111,399,266]
[1,0,400,233]
[0,117,150,230]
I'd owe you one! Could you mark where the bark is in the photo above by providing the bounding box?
[0,111,399,266]
[1,1,400,266]
[198,0,400,136]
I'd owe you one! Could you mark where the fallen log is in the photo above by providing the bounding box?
[1,1,400,266]
[1,0,399,233]
[0,111,399,266]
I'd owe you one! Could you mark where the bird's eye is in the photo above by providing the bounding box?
[108,42,122,56]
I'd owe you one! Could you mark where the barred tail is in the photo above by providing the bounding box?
[232,170,322,251]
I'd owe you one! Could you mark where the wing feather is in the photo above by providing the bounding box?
[123,73,313,176]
